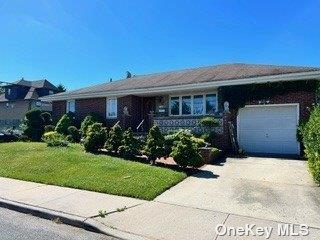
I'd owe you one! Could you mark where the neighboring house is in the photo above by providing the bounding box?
[42,63,320,156]
[0,79,59,130]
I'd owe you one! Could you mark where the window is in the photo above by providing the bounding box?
[66,100,75,113]
[206,94,217,114]
[182,96,191,115]
[193,95,204,115]
[170,93,217,116]
[170,97,180,115]
[107,98,117,118]
[7,89,11,95]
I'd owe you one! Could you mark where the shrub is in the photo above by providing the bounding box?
[40,112,52,126]
[80,113,104,137]
[211,148,223,160]
[42,131,69,147]
[170,131,203,168]
[199,116,219,128]
[302,106,320,184]
[201,131,217,145]
[105,123,123,153]
[84,123,107,153]
[21,109,45,141]
[165,130,206,156]
[118,128,140,157]
[44,125,55,133]
[67,126,81,143]
[144,125,165,162]
[55,113,74,135]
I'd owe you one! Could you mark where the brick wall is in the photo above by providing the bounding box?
[52,100,66,123]
[75,98,106,122]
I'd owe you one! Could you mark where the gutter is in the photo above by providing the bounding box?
[40,70,320,101]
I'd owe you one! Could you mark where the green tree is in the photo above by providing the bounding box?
[105,123,123,153]
[144,125,165,163]
[55,113,74,135]
[56,84,66,93]
[21,109,45,141]
[119,128,139,157]
[83,123,107,153]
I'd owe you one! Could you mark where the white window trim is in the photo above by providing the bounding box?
[106,97,118,119]
[66,100,75,113]
[169,92,218,116]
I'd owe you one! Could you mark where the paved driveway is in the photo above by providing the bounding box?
[155,157,320,228]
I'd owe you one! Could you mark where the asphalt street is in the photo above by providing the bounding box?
[0,207,118,240]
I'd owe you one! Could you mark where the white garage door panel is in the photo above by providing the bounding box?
[238,105,299,155]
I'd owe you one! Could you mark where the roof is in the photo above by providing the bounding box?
[12,79,58,91]
[0,79,58,102]
[42,63,320,101]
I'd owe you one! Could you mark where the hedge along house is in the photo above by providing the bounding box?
[41,63,320,156]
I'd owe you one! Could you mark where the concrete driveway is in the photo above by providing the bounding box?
[155,157,320,228]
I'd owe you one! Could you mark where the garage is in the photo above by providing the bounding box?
[237,104,300,155]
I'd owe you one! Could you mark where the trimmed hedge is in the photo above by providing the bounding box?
[302,106,320,184]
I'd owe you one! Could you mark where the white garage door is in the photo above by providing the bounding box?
[237,104,300,155]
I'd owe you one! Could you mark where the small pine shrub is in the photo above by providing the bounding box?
[170,131,203,168]
[67,126,81,143]
[42,131,69,147]
[105,123,123,153]
[302,106,320,184]
[144,125,165,162]
[83,123,107,153]
[199,116,219,128]
[55,113,74,135]
[80,113,104,137]
[118,128,140,157]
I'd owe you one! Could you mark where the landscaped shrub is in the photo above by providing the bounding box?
[40,112,53,126]
[67,126,81,143]
[302,106,320,184]
[211,148,223,160]
[80,113,104,137]
[21,109,45,141]
[104,123,123,153]
[199,116,219,128]
[84,123,107,153]
[165,130,206,156]
[118,128,140,157]
[42,131,69,147]
[44,125,55,133]
[144,125,165,163]
[201,131,217,145]
[55,113,74,135]
[170,131,203,168]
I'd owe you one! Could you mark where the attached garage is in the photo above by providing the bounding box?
[237,104,300,155]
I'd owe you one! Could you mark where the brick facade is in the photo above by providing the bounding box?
[75,98,106,122]
[52,100,66,123]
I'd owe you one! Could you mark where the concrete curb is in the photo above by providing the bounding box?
[0,197,149,240]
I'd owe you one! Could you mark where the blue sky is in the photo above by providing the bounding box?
[0,0,319,90]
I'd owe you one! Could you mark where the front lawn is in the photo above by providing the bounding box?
[0,142,187,200]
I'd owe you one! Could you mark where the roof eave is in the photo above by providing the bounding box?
[40,70,320,101]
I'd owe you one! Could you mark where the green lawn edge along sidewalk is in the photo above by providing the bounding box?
[0,142,187,200]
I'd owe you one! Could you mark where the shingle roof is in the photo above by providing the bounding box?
[13,79,58,91]
[51,63,320,98]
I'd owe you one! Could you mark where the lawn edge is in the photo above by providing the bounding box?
[0,197,148,240]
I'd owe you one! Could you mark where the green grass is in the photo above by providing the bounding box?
[0,142,187,200]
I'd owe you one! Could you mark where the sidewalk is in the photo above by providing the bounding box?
[0,177,319,240]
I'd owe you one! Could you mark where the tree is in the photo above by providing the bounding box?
[144,125,165,163]
[104,123,123,153]
[80,113,104,137]
[40,112,52,126]
[84,123,107,153]
[55,113,74,135]
[170,131,203,168]
[119,128,139,157]
[21,109,45,141]
[57,84,66,93]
